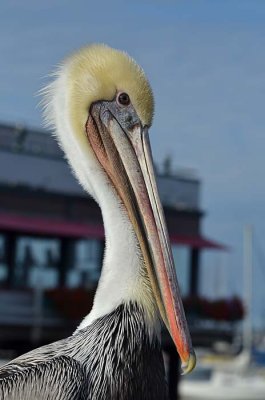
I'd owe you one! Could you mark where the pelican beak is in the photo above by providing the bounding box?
[86,103,196,374]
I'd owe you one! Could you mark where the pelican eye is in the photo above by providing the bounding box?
[117,92,130,106]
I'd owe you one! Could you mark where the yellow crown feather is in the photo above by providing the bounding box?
[66,44,154,135]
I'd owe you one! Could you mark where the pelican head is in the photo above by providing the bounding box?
[43,44,195,374]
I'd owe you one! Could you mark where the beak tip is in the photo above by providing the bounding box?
[181,350,196,375]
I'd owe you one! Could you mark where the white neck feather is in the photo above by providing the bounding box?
[43,70,158,334]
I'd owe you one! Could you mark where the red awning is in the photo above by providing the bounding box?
[0,213,105,239]
[170,234,226,250]
[0,212,226,250]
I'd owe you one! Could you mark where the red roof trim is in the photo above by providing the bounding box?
[0,213,105,239]
[170,234,226,250]
[0,212,226,250]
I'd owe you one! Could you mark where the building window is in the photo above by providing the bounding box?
[172,245,190,297]
[0,235,7,285]
[67,239,102,288]
[15,237,60,289]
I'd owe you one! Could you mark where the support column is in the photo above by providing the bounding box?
[5,233,16,287]
[58,238,74,287]
[189,247,200,296]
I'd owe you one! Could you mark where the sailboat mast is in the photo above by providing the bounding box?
[243,225,253,353]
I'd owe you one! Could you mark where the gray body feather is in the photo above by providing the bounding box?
[0,303,168,399]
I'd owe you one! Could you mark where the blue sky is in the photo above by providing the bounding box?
[1,0,265,325]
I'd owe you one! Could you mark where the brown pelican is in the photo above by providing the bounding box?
[0,44,195,399]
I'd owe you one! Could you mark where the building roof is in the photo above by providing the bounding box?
[0,122,200,212]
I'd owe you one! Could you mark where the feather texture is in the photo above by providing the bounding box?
[0,303,167,399]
